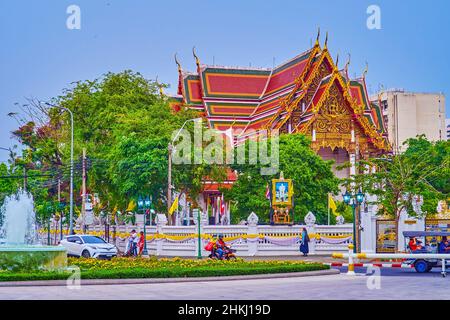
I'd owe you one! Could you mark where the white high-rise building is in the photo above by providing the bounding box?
[371,90,446,152]
[446,118,450,140]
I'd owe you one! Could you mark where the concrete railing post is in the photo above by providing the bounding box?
[247,212,259,256]
[155,214,167,256]
[304,211,316,254]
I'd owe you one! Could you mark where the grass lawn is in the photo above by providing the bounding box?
[0,257,329,282]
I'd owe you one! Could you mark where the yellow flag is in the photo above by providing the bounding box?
[168,196,179,215]
[328,194,338,216]
[126,200,136,212]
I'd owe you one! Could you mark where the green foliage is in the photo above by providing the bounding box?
[0,250,66,272]
[11,71,203,221]
[334,201,354,223]
[0,163,19,211]
[225,134,340,224]
[342,136,449,250]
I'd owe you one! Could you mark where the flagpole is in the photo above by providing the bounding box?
[327,193,330,225]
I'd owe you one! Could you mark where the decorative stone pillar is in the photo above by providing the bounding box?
[304,212,316,254]
[360,193,377,253]
[349,152,356,177]
[247,212,259,256]
[155,214,167,256]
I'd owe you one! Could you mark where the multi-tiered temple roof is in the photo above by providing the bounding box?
[171,32,390,155]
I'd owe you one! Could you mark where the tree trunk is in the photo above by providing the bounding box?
[395,214,400,252]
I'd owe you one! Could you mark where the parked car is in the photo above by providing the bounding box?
[60,234,118,259]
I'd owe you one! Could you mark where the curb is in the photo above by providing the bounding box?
[325,262,414,268]
[0,269,339,287]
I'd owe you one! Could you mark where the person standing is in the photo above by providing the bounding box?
[131,230,139,256]
[138,231,145,255]
[300,227,310,256]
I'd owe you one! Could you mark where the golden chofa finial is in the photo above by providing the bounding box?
[314,27,320,46]
[324,31,328,49]
[192,46,200,67]
[174,53,181,73]
[335,54,339,69]
[377,83,385,101]
[344,53,351,75]
[362,61,368,78]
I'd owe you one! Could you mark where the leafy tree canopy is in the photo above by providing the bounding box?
[224,134,340,224]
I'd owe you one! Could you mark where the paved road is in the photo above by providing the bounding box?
[0,267,448,300]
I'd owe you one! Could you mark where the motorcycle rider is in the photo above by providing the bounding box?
[214,234,227,259]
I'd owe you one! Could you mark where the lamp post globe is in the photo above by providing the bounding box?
[343,190,351,205]
[137,197,144,210]
[356,190,365,204]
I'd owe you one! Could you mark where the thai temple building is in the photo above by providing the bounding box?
[170,32,391,224]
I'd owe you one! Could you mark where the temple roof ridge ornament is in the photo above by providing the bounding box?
[315,27,320,47]
[174,53,182,72]
[362,61,369,79]
[334,54,339,72]
[344,53,351,79]
[192,46,200,68]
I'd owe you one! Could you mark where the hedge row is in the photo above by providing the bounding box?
[0,260,328,282]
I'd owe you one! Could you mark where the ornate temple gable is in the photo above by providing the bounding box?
[308,81,358,153]
[267,46,335,132]
[295,71,390,153]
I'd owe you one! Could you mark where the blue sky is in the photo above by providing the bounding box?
[1,0,449,162]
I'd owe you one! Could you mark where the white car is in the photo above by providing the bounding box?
[60,234,118,259]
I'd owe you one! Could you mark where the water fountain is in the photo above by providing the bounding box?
[0,190,67,271]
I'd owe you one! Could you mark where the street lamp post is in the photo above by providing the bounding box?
[46,103,74,235]
[197,209,202,259]
[138,195,151,257]
[143,196,151,256]
[343,189,365,253]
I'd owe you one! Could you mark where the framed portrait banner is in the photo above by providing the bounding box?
[376,219,396,253]
[271,179,293,206]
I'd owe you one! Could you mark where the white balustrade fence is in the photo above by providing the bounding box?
[40,212,353,257]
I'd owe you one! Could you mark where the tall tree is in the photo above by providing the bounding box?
[342,136,450,251]
[10,70,202,222]
[225,134,340,224]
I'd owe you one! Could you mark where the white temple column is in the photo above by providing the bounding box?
[349,153,356,177]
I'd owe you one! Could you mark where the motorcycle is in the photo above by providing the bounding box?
[208,246,237,260]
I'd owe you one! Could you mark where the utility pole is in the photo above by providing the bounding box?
[23,167,27,191]
[81,148,87,233]
[58,178,63,241]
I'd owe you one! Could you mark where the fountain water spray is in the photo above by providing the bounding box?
[0,190,67,271]
[0,189,38,245]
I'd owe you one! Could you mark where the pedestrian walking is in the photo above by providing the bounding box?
[300,227,310,256]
